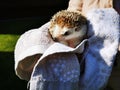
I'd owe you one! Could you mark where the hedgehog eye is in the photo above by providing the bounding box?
[63,31,70,36]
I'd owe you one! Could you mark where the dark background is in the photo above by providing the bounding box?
[0,0,69,34]
[0,0,69,90]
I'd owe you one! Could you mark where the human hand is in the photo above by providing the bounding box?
[67,0,83,12]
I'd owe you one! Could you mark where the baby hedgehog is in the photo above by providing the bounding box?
[49,10,87,48]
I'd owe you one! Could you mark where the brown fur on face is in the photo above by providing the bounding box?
[49,10,87,48]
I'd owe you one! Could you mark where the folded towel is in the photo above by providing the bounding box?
[14,8,120,90]
[14,22,54,80]
[29,40,87,90]
[79,8,120,89]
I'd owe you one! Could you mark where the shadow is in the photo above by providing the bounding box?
[0,52,27,90]
[0,17,50,34]
[0,0,69,34]
[85,10,120,89]
[0,0,69,19]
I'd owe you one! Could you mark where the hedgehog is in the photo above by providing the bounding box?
[49,10,87,48]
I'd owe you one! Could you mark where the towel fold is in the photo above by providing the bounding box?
[14,22,54,80]
[79,8,120,89]
[14,8,120,90]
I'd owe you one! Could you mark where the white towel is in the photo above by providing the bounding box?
[29,40,87,90]
[14,22,54,80]
[14,8,120,90]
[79,8,120,89]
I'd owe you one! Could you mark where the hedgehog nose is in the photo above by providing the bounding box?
[53,37,58,41]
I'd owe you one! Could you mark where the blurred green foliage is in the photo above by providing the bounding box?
[0,34,20,52]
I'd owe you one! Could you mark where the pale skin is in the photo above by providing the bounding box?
[67,0,120,16]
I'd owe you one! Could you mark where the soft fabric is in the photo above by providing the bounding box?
[29,8,119,90]
[14,22,54,80]
[79,8,120,89]
[30,42,87,90]
[14,8,120,90]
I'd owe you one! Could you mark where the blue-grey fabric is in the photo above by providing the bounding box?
[29,8,120,90]
[79,8,120,90]
[30,53,80,90]
[29,40,87,90]
[14,8,120,90]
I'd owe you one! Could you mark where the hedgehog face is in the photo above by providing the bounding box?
[49,10,87,48]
